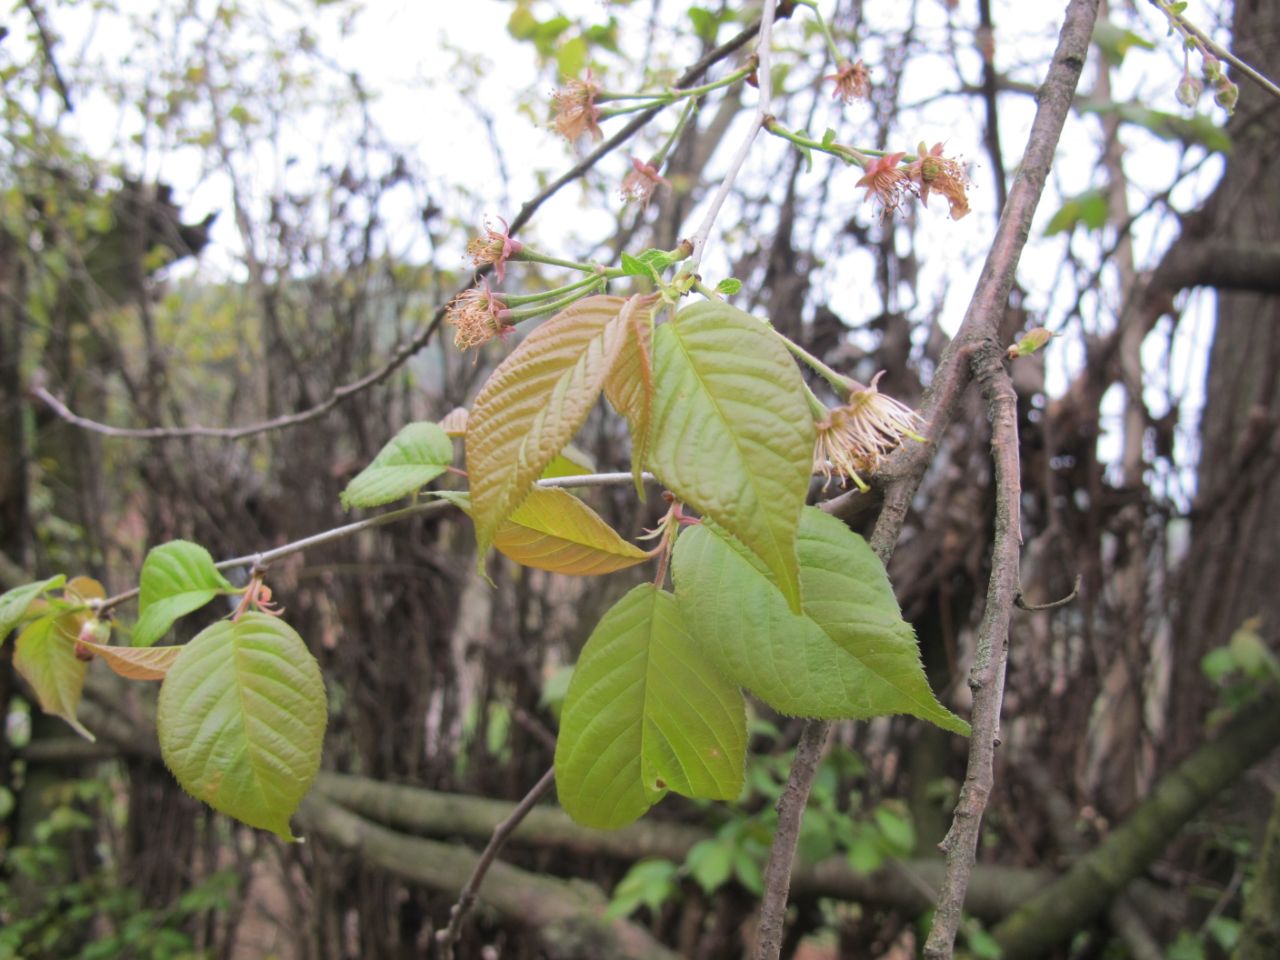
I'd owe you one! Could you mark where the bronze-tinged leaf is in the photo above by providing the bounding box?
[466,295,628,564]
[494,487,649,575]
[438,407,469,437]
[81,641,182,681]
[604,294,659,498]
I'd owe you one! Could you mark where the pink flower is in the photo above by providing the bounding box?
[466,218,523,281]
[445,282,511,350]
[905,142,970,220]
[552,73,602,143]
[826,59,871,103]
[619,157,671,208]
[855,152,908,219]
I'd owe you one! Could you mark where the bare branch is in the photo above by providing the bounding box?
[922,351,1021,960]
[437,767,557,959]
[27,22,763,442]
[687,0,778,265]
[752,2,1100,955]
[20,0,73,113]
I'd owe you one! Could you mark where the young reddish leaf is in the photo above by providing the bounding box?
[65,576,106,603]
[438,406,469,437]
[157,613,326,840]
[80,641,182,680]
[14,613,93,740]
[494,487,649,575]
[555,584,746,829]
[648,301,815,612]
[466,295,628,565]
[604,294,659,497]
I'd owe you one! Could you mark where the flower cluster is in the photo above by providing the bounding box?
[905,142,970,220]
[856,145,971,221]
[445,283,511,350]
[552,73,602,143]
[813,373,925,490]
[826,59,871,103]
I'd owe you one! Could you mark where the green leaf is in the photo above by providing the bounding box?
[340,422,454,509]
[605,859,679,919]
[873,804,916,856]
[604,295,658,497]
[619,252,648,277]
[494,487,650,575]
[0,575,66,646]
[713,278,742,296]
[686,838,734,893]
[648,301,815,612]
[1080,101,1231,153]
[540,444,596,478]
[673,507,969,734]
[687,6,718,45]
[555,584,746,829]
[134,541,234,647]
[14,613,93,740]
[1044,188,1108,237]
[556,35,588,80]
[466,295,628,565]
[157,613,326,839]
[1092,19,1155,66]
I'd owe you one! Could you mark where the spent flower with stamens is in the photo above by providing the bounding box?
[826,59,871,103]
[812,372,925,490]
[620,156,671,208]
[445,283,511,350]
[905,141,970,220]
[552,72,602,143]
[855,152,909,219]
[466,218,523,281]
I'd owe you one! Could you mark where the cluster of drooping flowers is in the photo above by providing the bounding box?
[855,145,971,221]
[1178,53,1238,114]
[813,373,926,491]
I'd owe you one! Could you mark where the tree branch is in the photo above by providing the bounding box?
[26,22,762,442]
[296,794,680,960]
[922,350,1021,960]
[752,1,1099,954]
[310,772,1048,921]
[437,766,556,959]
[991,697,1280,959]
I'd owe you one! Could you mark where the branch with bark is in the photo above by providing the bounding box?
[296,794,680,960]
[26,22,763,442]
[753,2,1100,956]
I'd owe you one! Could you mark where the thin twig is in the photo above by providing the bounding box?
[688,0,778,265]
[436,766,557,959]
[922,352,1021,960]
[751,720,831,960]
[27,22,762,443]
[95,470,653,614]
[752,2,1100,956]
[20,0,73,113]
[1015,573,1081,611]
